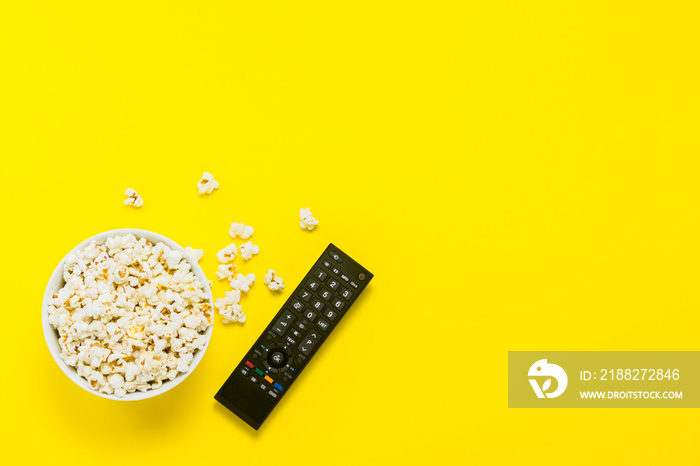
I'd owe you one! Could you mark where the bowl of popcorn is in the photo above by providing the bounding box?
[42,229,214,400]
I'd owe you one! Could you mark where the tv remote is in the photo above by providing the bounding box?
[215,243,373,430]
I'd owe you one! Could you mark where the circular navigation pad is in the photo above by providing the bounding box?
[263,343,293,373]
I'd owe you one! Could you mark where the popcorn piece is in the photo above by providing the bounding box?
[215,263,238,281]
[264,269,285,291]
[48,233,212,398]
[229,222,254,240]
[124,189,143,208]
[239,241,259,260]
[185,246,203,263]
[216,243,237,263]
[112,265,129,285]
[229,273,255,292]
[215,290,245,324]
[197,171,219,195]
[300,207,319,230]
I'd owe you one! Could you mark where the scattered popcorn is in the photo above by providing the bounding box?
[300,207,319,230]
[185,246,203,263]
[229,222,254,240]
[264,269,285,291]
[197,171,219,195]
[215,263,238,281]
[124,189,143,208]
[229,273,255,292]
[47,234,212,398]
[215,290,245,323]
[239,241,259,260]
[216,243,237,263]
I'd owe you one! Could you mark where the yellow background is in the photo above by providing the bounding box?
[1,1,698,464]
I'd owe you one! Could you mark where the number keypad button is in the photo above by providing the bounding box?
[311,299,325,312]
[306,278,321,291]
[299,289,312,302]
[323,309,338,321]
[327,279,340,291]
[340,288,353,300]
[331,298,345,311]
[319,288,332,301]
[314,268,328,281]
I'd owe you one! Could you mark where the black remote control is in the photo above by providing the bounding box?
[215,243,373,429]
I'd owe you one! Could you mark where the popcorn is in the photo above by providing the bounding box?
[229,222,254,240]
[47,234,212,397]
[229,273,255,292]
[197,171,219,195]
[123,189,143,208]
[215,263,238,281]
[239,241,259,260]
[215,290,245,323]
[264,269,285,291]
[185,246,203,263]
[216,244,237,263]
[300,207,319,230]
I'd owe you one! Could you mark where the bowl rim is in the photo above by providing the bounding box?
[42,228,214,401]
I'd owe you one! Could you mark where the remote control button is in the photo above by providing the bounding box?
[260,383,267,391]
[311,299,325,311]
[350,281,359,289]
[269,350,286,367]
[331,266,341,276]
[329,251,343,263]
[291,299,304,311]
[319,288,332,301]
[327,279,340,291]
[331,298,345,311]
[323,260,332,269]
[298,330,320,356]
[323,309,338,321]
[291,329,303,339]
[264,375,273,383]
[299,289,312,302]
[316,318,330,330]
[241,368,249,376]
[340,288,353,299]
[269,390,278,398]
[254,368,264,376]
[340,273,350,282]
[250,376,258,383]
[314,268,328,281]
[285,335,297,345]
[274,382,283,391]
[273,311,295,336]
[271,353,282,364]
[304,309,318,321]
[245,361,254,368]
[306,278,321,291]
[295,321,307,331]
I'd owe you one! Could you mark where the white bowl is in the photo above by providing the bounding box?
[42,228,214,401]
